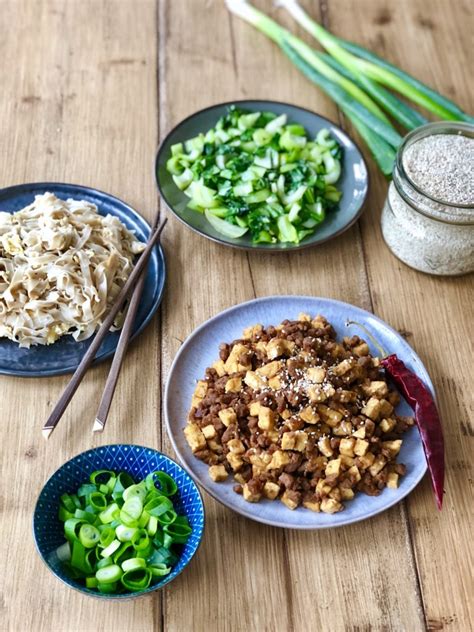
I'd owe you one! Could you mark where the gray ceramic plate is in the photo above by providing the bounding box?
[156,100,369,251]
[165,296,430,529]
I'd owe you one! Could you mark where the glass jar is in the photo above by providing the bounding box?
[381,122,474,276]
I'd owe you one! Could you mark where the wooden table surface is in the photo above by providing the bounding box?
[1,1,472,631]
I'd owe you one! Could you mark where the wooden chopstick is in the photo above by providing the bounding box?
[92,212,161,433]
[42,217,168,440]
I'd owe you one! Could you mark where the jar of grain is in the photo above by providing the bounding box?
[381,122,474,276]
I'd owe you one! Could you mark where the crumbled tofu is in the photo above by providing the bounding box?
[191,380,207,407]
[379,399,394,417]
[321,498,343,514]
[184,424,207,453]
[281,430,308,452]
[361,397,381,420]
[218,407,237,427]
[354,438,369,456]
[333,420,353,436]
[369,455,387,476]
[242,324,263,340]
[362,381,389,398]
[317,404,343,427]
[207,439,221,452]
[353,342,369,356]
[306,367,326,383]
[268,376,281,389]
[339,454,355,468]
[340,488,355,500]
[311,315,326,328]
[258,406,276,431]
[255,341,267,354]
[281,490,299,510]
[208,465,228,482]
[243,483,261,503]
[268,450,291,469]
[299,406,320,424]
[325,458,342,477]
[263,481,281,500]
[307,385,328,403]
[244,370,266,390]
[381,440,402,456]
[352,427,366,439]
[226,452,244,471]
[380,417,397,433]
[224,343,252,373]
[212,359,226,377]
[347,465,361,482]
[298,312,311,322]
[194,380,208,398]
[225,376,242,393]
[318,436,333,457]
[256,360,282,378]
[249,401,261,417]
[280,409,291,420]
[329,487,342,501]
[387,472,399,489]
[357,452,375,470]
[332,359,353,376]
[303,499,321,512]
[202,424,216,439]
[227,438,245,454]
[316,478,332,496]
[339,438,356,457]
[266,338,295,359]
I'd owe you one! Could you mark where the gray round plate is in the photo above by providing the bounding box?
[156,100,369,251]
[165,296,430,529]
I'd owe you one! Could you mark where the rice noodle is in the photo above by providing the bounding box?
[0,192,145,347]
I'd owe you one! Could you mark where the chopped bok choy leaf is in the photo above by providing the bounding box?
[166,106,343,244]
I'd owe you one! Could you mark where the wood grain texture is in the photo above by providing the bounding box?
[1,0,472,631]
[326,2,474,630]
[0,1,161,630]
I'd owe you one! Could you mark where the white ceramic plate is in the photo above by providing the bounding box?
[165,296,429,529]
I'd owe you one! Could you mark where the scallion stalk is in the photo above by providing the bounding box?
[225,0,391,123]
[226,0,401,148]
[278,0,473,122]
[319,53,427,130]
[281,41,396,174]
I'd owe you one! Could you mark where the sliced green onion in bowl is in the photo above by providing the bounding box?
[55,469,192,595]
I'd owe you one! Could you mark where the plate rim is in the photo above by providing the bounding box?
[0,181,166,378]
[155,99,369,252]
[164,295,430,530]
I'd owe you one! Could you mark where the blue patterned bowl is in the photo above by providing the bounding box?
[33,445,205,599]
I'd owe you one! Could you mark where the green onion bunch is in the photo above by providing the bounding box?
[56,469,192,594]
[226,0,473,176]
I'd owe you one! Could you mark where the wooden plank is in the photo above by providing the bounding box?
[327,1,474,630]
[158,2,291,630]
[0,1,161,630]
[160,1,424,630]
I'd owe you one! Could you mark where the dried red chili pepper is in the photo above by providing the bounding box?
[380,354,444,510]
[347,321,445,510]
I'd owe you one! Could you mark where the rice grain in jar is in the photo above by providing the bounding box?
[381,122,474,276]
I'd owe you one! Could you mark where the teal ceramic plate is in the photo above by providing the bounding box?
[155,100,369,251]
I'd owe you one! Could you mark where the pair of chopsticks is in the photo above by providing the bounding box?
[42,216,167,440]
